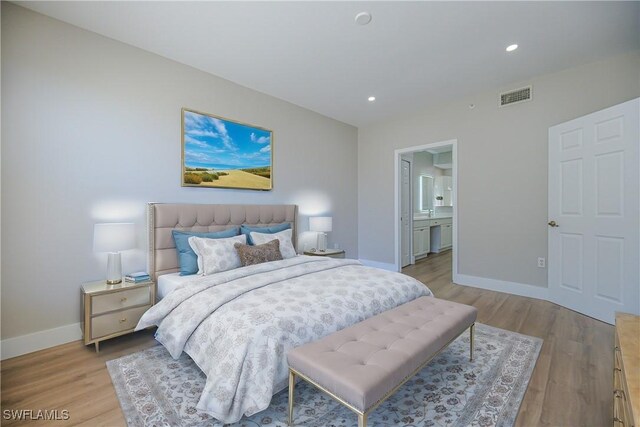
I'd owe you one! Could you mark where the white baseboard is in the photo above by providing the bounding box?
[359,259,398,272]
[1,322,82,360]
[453,273,549,300]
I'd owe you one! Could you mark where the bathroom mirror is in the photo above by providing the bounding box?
[420,175,434,212]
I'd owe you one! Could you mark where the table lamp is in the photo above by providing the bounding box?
[309,216,332,252]
[93,223,135,284]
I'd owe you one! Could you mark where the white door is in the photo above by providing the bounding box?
[401,160,412,267]
[549,98,639,324]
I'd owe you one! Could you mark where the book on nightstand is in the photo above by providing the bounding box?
[124,271,151,283]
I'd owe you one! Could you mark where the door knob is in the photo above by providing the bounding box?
[548,221,559,227]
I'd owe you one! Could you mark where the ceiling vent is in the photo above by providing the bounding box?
[499,85,532,107]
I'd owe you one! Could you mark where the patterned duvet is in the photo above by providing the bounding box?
[136,256,432,423]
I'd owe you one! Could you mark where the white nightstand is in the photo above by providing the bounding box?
[81,279,155,352]
[303,249,346,259]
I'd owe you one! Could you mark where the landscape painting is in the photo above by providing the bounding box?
[182,108,272,190]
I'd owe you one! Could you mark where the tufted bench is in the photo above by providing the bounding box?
[286,296,477,426]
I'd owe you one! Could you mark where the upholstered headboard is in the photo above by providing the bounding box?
[147,203,298,280]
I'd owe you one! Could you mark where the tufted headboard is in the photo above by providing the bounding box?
[147,203,298,281]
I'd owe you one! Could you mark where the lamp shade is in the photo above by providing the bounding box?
[93,223,136,253]
[309,217,332,233]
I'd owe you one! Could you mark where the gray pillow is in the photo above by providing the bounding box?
[234,239,283,267]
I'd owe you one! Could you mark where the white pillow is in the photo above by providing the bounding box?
[188,234,247,275]
[250,228,296,259]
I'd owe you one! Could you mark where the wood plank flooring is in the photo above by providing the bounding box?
[403,251,614,427]
[1,251,613,426]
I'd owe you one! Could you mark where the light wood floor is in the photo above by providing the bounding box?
[1,251,613,426]
[403,251,614,427]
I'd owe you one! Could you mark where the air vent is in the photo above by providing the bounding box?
[499,85,532,107]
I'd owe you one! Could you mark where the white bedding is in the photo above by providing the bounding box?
[157,273,193,299]
[137,256,431,423]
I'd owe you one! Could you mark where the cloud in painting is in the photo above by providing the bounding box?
[185,151,217,164]
[184,111,236,152]
[189,130,219,138]
[184,135,209,148]
[250,132,270,144]
[210,118,235,151]
[183,110,272,170]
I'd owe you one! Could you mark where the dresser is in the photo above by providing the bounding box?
[614,313,639,427]
[82,279,155,352]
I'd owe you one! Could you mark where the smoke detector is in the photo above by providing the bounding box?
[355,12,372,25]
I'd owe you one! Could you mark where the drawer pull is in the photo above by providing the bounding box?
[613,417,624,425]
[614,367,622,372]
[120,297,127,303]
[119,318,127,323]
[614,389,625,399]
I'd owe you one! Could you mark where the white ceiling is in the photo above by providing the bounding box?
[16,1,640,127]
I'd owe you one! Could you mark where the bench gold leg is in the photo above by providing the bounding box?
[288,370,295,426]
[358,412,367,427]
[470,323,475,362]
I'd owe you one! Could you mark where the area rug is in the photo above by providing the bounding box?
[107,323,541,427]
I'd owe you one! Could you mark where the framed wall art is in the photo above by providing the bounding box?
[182,108,272,190]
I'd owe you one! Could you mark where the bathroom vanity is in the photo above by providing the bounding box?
[413,215,452,259]
[413,173,453,260]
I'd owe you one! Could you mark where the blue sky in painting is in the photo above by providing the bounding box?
[183,110,271,170]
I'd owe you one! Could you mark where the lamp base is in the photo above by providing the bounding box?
[106,252,122,284]
[316,233,328,252]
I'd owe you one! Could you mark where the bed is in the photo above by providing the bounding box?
[137,203,432,423]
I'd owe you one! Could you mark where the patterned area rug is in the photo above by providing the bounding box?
[107,323,541,427]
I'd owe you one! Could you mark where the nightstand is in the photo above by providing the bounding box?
[303,249,346,259]
[81,279,155,352]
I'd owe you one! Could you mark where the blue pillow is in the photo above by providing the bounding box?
[241,223,291,245]
[172,228,240,276]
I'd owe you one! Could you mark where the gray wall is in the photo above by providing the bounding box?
[358,51,640,287]
[1,3,358,339]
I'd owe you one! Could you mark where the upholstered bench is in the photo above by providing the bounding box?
[287,296,478,426]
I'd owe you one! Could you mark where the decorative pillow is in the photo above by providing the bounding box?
[234,239,283,267]
[241,223,291,245]
[249,228,296,259]
[172,227,240,276]
[188,234,247,275]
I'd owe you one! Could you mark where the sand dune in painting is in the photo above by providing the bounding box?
[201,170,270,189]
[184,169,271,190]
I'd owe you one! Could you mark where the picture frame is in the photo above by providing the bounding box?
[181,108,273,190]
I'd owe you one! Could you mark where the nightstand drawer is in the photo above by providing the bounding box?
[91,305,149,339]
[91,286,151,315]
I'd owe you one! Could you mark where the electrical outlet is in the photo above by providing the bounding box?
[537,257,546,268]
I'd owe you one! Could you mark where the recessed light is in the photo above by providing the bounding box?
[506,44,518,52]
[368,96,376,102]
[355,12,372,26]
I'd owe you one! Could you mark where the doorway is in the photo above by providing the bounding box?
[394,140,458,274]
